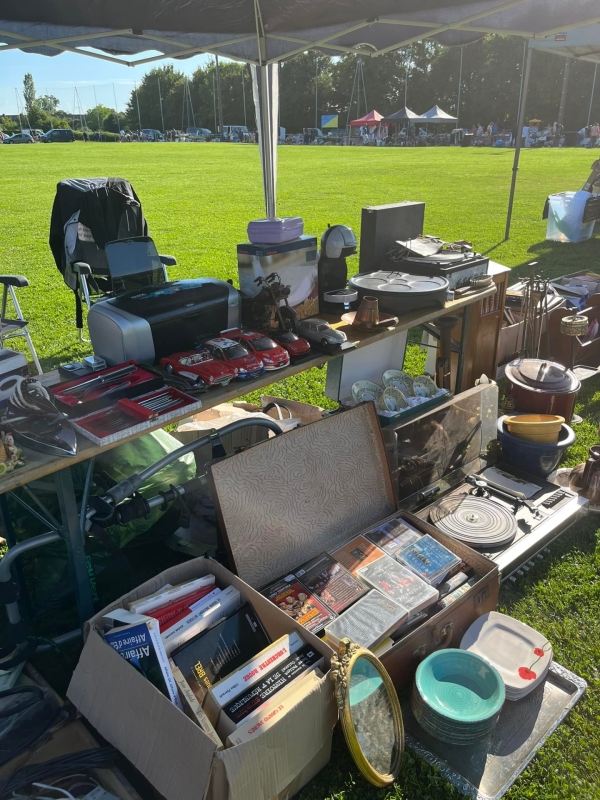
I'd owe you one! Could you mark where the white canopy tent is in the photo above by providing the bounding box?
[506,25,600,239]
[422,105,459,122]
[2,0,600,224]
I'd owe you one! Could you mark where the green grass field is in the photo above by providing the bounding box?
[2,143,600,800]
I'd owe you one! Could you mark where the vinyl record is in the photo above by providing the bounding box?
[429,496,517,548]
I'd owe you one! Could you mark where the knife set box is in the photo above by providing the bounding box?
[208,402,500,689]
[51,361,163,417]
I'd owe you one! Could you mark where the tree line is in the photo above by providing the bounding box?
[2,36,599,136]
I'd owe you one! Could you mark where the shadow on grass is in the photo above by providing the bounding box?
[508,237,600,283]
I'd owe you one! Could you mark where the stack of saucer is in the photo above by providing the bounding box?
[460,611,553,701]
[411,649,505,745]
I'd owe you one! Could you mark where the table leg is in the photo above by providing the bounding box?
[455,305,473,393]
[54,467,95,625]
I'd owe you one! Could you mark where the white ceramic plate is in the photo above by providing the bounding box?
[382,370,415,396]
[382,386,408,413]
[351,380,384,406]
[413,375,439,398]
[460,611,553,692]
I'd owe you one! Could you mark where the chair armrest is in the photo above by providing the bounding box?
[0,275,28,288]
[73,262,92,276]
[159,254,177,267]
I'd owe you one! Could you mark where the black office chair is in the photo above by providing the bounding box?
[0,275,42,374]
[49,178,176,337]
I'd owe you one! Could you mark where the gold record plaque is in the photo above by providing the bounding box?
[330,639,404,787]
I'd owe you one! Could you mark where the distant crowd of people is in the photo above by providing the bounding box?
[578,124,600,147]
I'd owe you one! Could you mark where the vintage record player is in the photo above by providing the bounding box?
[385,384,586,579]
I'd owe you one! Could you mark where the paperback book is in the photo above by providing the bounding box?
[330,535,385,576]
[171,603,270,705]
[261,577,335,634]
[364,517,423,557]
[103,610,181,708]
[397,534,461,585]
[357,555,439,616]
[209,631,304,708]
[218,643,325,735]
[161,586,240,654]
[324,590,409,651]
[129,576,215,615]
[226,670,323,747]
[294,553,367,614]
[170,662,223,749]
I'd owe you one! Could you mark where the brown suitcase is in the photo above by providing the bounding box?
[208,402,499,691]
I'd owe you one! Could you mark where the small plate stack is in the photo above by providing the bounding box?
[460,611,553,701]
[411,649,505,745]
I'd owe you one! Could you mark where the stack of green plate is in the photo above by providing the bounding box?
[411,649,505,745]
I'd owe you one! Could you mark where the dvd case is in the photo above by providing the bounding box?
[396,534,462,585]
[357,555,439,616]
[324,590,409,651]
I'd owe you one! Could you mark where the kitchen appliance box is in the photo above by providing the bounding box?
[67,558,337,800]
[207,403,500,691]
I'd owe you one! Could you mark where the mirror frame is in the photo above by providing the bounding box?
[330,638,404,787]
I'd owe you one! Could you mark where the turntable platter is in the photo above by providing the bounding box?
[429,496,518,549]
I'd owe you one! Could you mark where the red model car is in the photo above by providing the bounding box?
[202,337,265,380]
[221,329,290,370]
[160,350,236,387]
[266,330,311,359]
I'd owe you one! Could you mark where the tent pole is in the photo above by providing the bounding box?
[505,46,533,241]
[588,64,597,126]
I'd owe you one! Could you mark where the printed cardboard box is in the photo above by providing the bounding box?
[68,558,337,800]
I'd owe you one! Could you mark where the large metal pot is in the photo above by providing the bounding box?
[504,358,580,423]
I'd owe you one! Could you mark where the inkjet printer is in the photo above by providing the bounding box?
[88,278,241,365]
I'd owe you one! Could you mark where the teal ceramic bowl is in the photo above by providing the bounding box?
[415,649,505,723]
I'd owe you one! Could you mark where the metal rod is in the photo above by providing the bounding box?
[112,83,120,133]
[7,491,61,533]
[135,81,142,134]
[557,58,570,128]
[79,457,96,534]
[0,533,62,625]
[93,86,101,138]
[588,64,598,126]
[505,46,533,241]
[456,46,463,128]
[20,485,63,531]
[158,76,165,135]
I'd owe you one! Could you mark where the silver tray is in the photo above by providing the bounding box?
[402,661,587,800]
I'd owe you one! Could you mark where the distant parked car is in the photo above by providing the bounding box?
[141,129,164,142]
[186,126,212,140]
[41,129,74,142]
[5,133,34,144]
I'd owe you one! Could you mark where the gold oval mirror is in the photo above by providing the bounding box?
[331,639,404,787]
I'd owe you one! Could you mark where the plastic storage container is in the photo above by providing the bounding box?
[546,191,596,243]
[247,217,304,244]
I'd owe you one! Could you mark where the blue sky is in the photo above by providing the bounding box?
[0,49,212,116]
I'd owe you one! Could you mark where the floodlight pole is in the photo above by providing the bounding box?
[405,68,408,106]
[135,81,142,134]
[158,77,165,135]
[588,64,597,126]
[212,72,217,132]
[557,58,570,128]
[315,56,318,130]
[456,46,463,128]
[505,46,533,241]
[112,83,121,133]
[215,55,224,134]
[93,86,101,139]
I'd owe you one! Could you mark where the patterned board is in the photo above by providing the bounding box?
[209,403,397,589]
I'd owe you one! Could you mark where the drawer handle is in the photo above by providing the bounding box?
[413,622,454,661]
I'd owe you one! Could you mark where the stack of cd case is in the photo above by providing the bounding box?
[357,555,439,617]
[396,534,461,585]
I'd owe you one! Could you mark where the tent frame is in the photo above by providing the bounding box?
[4,0,600,68]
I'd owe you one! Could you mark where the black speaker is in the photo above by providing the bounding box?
[359,201,425,272]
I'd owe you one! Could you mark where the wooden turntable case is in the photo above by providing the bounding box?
[208,403,499,690]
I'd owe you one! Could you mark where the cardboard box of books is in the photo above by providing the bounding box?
[207,403,500,690]
[67,558,337,800]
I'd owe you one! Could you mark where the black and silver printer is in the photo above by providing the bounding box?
[89,278,241,365]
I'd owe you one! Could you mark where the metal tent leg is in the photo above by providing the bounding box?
[505,46,533,240]
[54,467,95,625]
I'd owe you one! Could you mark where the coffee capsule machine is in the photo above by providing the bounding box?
[318,225,359,313]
